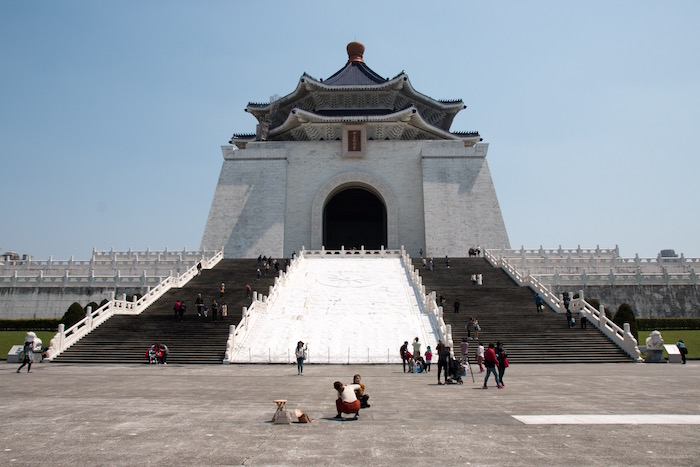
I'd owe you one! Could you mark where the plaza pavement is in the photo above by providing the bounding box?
[2,361,699,466]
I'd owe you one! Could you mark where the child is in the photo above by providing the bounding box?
[424,346,433,372]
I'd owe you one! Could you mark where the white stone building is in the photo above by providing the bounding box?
[201,42,510,258]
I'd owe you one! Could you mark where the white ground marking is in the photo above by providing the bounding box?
[513,414,700,424]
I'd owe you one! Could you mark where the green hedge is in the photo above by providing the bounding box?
[0,319,61,331]
[638,318,700,330]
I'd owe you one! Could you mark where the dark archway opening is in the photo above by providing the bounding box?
[323,188,387,250]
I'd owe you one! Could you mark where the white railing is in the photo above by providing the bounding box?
[0,247,218,287]
[45,248,224,360]
[224,246,451,363]
[488,246,700,282]
[485,250,642,361]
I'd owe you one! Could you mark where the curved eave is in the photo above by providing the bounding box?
[269,107,478,143]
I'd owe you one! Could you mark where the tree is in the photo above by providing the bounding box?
[61,302,85,328]
[613,303,638,343]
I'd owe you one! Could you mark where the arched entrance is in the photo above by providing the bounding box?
[323,188,387,250]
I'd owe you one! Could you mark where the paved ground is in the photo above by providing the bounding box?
[2,361,699,466]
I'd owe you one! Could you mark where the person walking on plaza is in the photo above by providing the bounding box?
[483,343,502,389]
[495,341,508,386]
[333,381,362,420]
[677,340,688,364]
[437,345,450,385]
[295,341,307,375]
[424,346,433,372]
[16,338,35,373]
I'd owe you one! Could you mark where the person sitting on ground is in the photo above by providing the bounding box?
[333,381,362,420]
[415,355,427,372]
[353,374,370,408]
[159,343,169,364]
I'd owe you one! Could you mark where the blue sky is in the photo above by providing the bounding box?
[1,1,699,259]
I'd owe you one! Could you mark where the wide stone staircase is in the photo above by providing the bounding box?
[51,259,281,364]
[416,257,633,363]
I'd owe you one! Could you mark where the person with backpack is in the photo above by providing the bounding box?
[677,340,688,364]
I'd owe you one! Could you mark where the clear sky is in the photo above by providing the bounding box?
[1,1,699,260]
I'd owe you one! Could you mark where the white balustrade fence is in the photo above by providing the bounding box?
[45,248,224,360]
[1,247,219,288]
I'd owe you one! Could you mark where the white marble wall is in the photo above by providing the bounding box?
[202,139,510,258]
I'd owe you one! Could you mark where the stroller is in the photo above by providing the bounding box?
[445,358,464,384]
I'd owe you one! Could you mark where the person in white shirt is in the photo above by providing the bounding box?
[333,381,362,420]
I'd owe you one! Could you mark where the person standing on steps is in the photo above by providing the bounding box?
[211,300,219,321]
[195,294,204,317]
[534,293,544,313]
[178,300,186,322]
[219,282,225,299]
[454,298,460,314]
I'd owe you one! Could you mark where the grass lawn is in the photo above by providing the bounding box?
[638,329,699,360]
[0,331,57,360]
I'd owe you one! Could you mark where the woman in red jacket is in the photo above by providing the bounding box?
[483,343,503,389]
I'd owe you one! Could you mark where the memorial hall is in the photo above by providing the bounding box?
[201,42,510,259]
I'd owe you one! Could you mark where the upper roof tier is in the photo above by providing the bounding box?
[234,43,480,145]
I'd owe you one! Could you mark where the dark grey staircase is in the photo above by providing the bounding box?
[51,259,282,364]
[415,257,633,363]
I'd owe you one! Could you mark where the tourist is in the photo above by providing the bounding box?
[437,345,450,385]
[534,293,544,313]
[445,255,450,268]
[422,257,427,268]
[476,245,481,256]
[353,374,370,408]
[566,309,573,329]
[419,247,423,258]
[211,300,219,321]
[220,282,225,298]
[563,293,571,311]
[473,317,481,339]
[256,268,261,280]
[16,337,34,373]
[245,284,252,299]
[496,341,508,386]
[173,299,181,319]
[580,313,587,329]
[460,337,469,365]
[257,254,262,266]
[412,337,422,363]
[195,294,204,317]
[466,318,474,339]
[333,381,362,420]
[483,343,502,389]
[454,298,460,314]
[429,258,434,271]
[196,262,202,275]
[677,340,688,364]
[477,273,483,286]
[178,301,186,321]
[424,346,433,372]
[295,341,307,375]
[400,341,410,373]
[159,343,169,364]
[476,342,485,372]
[471,273,477,286]
[220,302,227,320]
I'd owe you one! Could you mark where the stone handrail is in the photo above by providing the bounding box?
[45,248,224,360]
[484,250,641,361]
